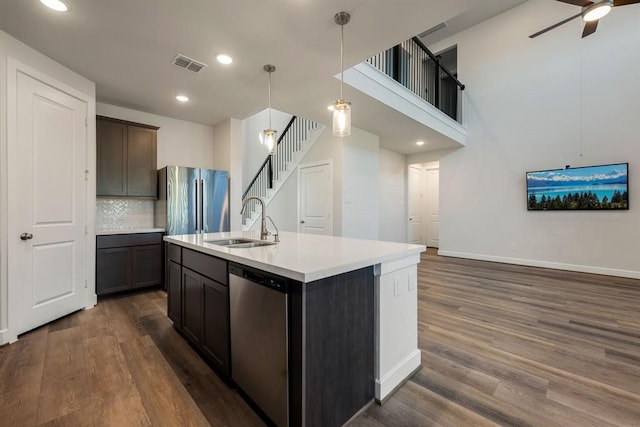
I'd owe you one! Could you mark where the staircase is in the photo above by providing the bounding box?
[242,115,324,230]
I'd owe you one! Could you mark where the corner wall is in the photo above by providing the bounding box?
[433,2,640,278]
[379,148,407,243]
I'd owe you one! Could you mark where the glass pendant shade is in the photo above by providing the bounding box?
[332,100,351,137]
[332,11,352,138]
[264,129,277,153]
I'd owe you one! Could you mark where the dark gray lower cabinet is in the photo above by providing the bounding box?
[166,244,229,376]
[202,277,229,372]
[96,247,131,294]
[166,259,182,326]
[96,232,163,296]
[182,267,204,345]
[132,245,162,288]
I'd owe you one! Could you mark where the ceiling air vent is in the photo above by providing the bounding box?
[171,54,208,73]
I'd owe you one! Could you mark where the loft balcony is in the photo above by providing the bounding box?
[343,37,466,152]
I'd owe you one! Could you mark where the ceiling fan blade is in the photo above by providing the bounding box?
[529,12,582,38]
[613,0,640,6]
[582,19,599,37]
[556,0,593,6]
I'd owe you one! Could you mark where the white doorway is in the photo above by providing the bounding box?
[408,166,424,244]
[298,160,333,235]
[7,64,89,336]
[425,168,440,248]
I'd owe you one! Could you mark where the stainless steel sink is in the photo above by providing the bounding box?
[204,238,276,248]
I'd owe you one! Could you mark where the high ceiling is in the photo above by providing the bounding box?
[0,0,528,154]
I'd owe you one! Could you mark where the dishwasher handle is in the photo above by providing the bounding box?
[243,270,267,284]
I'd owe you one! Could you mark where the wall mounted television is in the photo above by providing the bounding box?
[526,163,629,210]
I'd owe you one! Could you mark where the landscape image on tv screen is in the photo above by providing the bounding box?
[527,163,628,210]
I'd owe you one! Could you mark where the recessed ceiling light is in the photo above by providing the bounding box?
[216,54,233,65]
[175,95,189,103]
[40,0,68,12]
[416,141,425,146]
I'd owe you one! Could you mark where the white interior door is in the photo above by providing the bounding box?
[9,70,88,335]
[425,168,440,248]
[298,161,332,235]
[408,166,424,244]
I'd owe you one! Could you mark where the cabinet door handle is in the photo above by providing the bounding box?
[300,220,305,224]
[20,232,33,240]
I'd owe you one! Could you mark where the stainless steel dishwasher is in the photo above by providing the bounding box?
[229,263,289,427]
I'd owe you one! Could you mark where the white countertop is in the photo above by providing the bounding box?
[96,228,165,236]
[164,231,425,282]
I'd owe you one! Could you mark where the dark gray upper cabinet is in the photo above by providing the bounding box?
[97,116,158,198]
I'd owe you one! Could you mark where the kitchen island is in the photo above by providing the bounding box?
[164,231,425,426]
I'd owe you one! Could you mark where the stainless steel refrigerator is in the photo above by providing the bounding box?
[156,166,229,235]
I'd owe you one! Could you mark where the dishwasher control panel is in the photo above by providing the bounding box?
[229,263,289,293]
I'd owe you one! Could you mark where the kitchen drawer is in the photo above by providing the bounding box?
[166,243,182,263]
[97,232,163,249]
[182,248,227,285]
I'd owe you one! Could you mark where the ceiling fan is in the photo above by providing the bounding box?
[529,0,639,39]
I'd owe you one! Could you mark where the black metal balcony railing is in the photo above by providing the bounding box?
[367,37,464,122]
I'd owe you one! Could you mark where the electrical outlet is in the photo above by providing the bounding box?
[394,278,402,297]
[408,272,417,291]
[510,243,517,251]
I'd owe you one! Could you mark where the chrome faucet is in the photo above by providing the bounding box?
[266,216,280,242]
[241,196,268,240]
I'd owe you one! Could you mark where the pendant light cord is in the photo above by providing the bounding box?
[268,70,272,128]
[340,23,344,100]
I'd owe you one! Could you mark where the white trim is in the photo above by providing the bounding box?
[375,349,421,401]
[438,250,640,280]
[297,159,333,236]
[0,32,9,345]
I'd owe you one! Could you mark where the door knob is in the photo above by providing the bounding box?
[20,233,33,240]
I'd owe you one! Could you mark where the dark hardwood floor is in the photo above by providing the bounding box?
[2,250,640,426]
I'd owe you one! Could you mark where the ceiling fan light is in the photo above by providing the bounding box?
[332,100,351,137]
[40,0,68,12]
[583,1,612,22]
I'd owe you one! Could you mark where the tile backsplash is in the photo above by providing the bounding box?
[96,198,155,230]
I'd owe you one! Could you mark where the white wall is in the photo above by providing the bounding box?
[96,102,215,170]
[248,126,344,235]
[433,1,640,278]
[379,148,407,243]
[0,30,96,343]
[250,125,380,240]
[241,108,292,190]
[229,118,243,231]
[342,128,380,240]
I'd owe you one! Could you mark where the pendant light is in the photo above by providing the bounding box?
[333,11,351,137]
[263,64,277,154]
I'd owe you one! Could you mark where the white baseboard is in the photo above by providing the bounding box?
[375,349,421,401]
[438,250,640,280]
[0,328,17,345]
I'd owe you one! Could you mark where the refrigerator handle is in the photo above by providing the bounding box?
[201,179,207,233]
[194,179,199,232]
